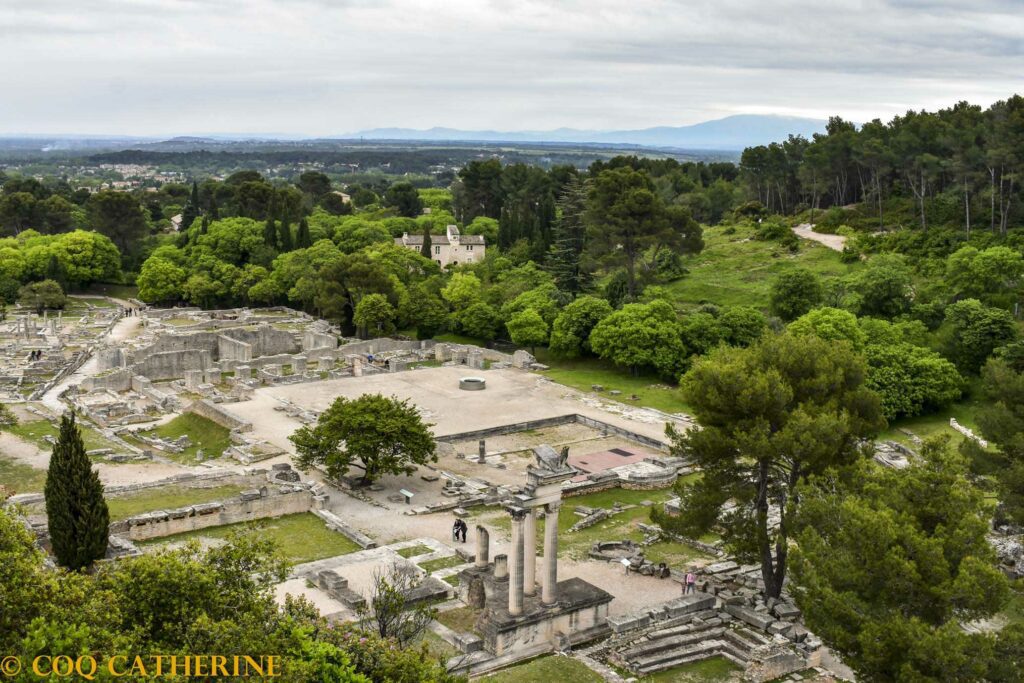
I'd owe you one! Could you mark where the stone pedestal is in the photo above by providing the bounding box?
[493,554,508,580]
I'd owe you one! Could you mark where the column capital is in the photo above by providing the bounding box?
[506,505,529,520]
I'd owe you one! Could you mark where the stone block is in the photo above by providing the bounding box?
[662,592,716,618]
[607,611,651,633]
[724,604,776,631]
[772,602,801,620]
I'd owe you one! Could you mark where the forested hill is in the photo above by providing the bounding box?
[738,95,1023,233]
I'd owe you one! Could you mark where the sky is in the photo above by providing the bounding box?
[2,0,1022,137]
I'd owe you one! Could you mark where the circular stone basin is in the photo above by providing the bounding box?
[459,377,486,391]
[589,540,642,562]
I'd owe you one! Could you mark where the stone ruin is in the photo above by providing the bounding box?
[450,444,614,674]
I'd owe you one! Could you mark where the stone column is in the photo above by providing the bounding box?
[475,526,490,568]
[493,554,508,580]
[508,507,527,616]
[542,502,560,605]
[524,508,537,596]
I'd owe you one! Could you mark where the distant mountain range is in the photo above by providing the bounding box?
[351,115,827,151]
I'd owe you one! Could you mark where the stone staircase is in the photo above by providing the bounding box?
[620,618,771,674]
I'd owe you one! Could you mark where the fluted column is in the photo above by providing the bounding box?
[524,508,537,596]
[508,507,527,616]
[542,502,560,605]
[475,526,490,568]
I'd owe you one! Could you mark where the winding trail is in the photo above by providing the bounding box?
[792,223,847,251]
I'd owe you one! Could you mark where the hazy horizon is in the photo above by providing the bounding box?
[3,1,1021,137]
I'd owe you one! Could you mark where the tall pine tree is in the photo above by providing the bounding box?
[420,226,432,259]
[296,217,312,248]
[180,180,201,232]
[45,412,109,571]
[263,216,278,250]
[278,219,293,251]
[546,175,592,297]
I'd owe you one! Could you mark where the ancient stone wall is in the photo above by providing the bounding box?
[187,399,253,433]
[134,349,211,380]
[112,489,315,541]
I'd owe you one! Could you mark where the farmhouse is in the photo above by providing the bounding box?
[395,224,485,267]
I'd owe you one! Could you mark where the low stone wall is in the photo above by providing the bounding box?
[337,338,435,356]
[81,368,133,392]
[311,509,377,548]
[112,488,316,541]
[437,413,665,451]
[187,398,253,433]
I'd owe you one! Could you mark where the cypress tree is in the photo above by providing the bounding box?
[264,216,278,249]
[278,219,293,252]
[296,217,312,249]
[546,175,592,297]
[180,180,201,232]
[420,226,432,259]
[45,412,109,571]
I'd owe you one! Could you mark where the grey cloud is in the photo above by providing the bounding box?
[2,0,1021,135]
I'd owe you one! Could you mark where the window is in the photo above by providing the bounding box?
[466,245,474,251]
[435,246,441,255]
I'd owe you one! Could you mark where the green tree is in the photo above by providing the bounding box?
[353,293,396,338]
[45,413,110,571]
[296,217,312,249]
[86,191,148,254]
[586,167,701,299]
[441,272,482,311]
[290,394,436,485]
[769,269,824,321]
[278,219,294,252]
[864,343,962,420]
[18,279,66,314]
[456,301,502,341]
[589,300,687,378]
[546,175,592,296]
[718,306,768,347]
[384,182,424,218]
[788,307,866,350]
[654,333,884,598]
[420,225,432,259]
[409,290,448,340]
[137,257,186,304]
[977,349,1024,525]
[548,295,612,357]
[943,298,1018,373]
[507,308,548,354]
[791,440,1010,681]
[297,170,332,199]
[849,254,914,319]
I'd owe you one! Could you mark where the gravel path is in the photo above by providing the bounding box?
[792,223,847,251]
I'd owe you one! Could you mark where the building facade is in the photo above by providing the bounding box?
[395,224,485,267]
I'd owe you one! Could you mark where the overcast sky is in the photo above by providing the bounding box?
[2,0,1021,137]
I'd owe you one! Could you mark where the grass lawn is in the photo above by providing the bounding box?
[639,656,742,682]
[0,457,47,495]
[533,351,689,414]
[433,332,489,346]
[140,512,361,563]
[434,606,481,634]
[105,484,247,521]
[134,413,232,464]
[413,630,460,661]
[667,222,860,310]
[7,419,121,454]
[69,296,119,308]
[419,555,466,573]
[396,544,434,558]
[481,655,604,683]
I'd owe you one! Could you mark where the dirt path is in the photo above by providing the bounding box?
[39,301,143,413]
[792,223,847,251]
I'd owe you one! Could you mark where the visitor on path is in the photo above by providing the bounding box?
[685,568,696,594]
[452,519,461,542]
[460,520,467,543]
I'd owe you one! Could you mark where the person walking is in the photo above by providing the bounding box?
[685,568,696,594]
[452,519,461,543]
[460,520,468,543]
